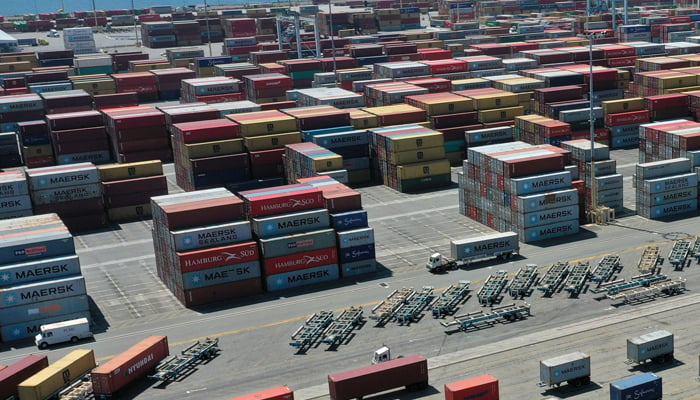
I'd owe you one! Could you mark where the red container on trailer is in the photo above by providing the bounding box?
[227,385,294,400]
[91,336,169,396]
[445,374,499,400]
[328,355,428,400]
[0,355,49,400]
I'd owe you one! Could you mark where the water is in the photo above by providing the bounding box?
[1,0,258,16]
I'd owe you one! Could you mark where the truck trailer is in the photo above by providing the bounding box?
[444,374,499,400]
[627,330,674,364]
[328,354,429,400]
[427,232,519,273]
[539,352,591,388]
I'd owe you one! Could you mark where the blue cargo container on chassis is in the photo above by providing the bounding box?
[610,373,661,400]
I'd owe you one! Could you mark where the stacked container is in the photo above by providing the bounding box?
[151,188,262,307]
[460,141,580,242]
[0,214,89,341]
[150,67,196,101]
[0,94,45,135]
[239,184,340,291]
[46,110,111,165]
[0,131,21,168]
[279,59,323,89]
[561,139,623,214]
[0,355,49,400]
[635,158,698,219]
[294,87,365,109]
[62,27,96,55]
[243,73,293,104]
[74,54,113,75]
[101,106,172,163]
[171,119,249,191]
[180,77,243,104]
[0,171,32,220]
[25,163,108,232]
[98,160,168,222]
[222,37,257,62]
[514,115,573,147]
[362,104,427,127]
[193,56,233,78]
[165,48,204,68]
[602,98,647,150]
[638,119,700,164]
[307,127,371,185]
[369,124,451,193]
[363,81,429,107]
[17,121,53,168]
[140,21,177,48]
[284,143,345,184]
[111,72,159,103]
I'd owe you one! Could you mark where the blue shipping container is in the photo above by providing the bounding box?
[341,259,377,278]
[0,294,89,325]
[0,255,81,287]
[265,264,339,291]
[181,261,261,290]
[610,373,662,400]
[330,209,368,231]
[0,230,75,264]
[339,244,376,263]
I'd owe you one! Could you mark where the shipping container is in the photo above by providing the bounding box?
[263,247,338,275]
[330,209,369,231]
[328,355,429,400]
[265,263,339,291]
[0,355,49,400]
[251,208,330,239]
[91,336,169,396]
[259,228,336,258]
[182,260,261,290]
[610,373,662,400]
[627,330,674,364]
[444,374,499,400]
[227,385,294,400]
[176,241,259,273]
[336,227,374,249]
[539,352,590,387]
[450,232,519,261]
[0,294,88,325]
[170,220,252,252]
[0,275,86,308]
[25,162,99,191]
[18,349,96,400]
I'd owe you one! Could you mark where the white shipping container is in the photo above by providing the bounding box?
[516,205,579,229]
[636,158,691,180]
[641,172,697,194]
[514,188,580,213]
[508,171,573,195]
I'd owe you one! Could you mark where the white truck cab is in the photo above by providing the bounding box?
[35,317,93,349]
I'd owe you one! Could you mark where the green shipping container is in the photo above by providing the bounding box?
[398,173,451,193]
[289,70,321,80]
[444,139,465,153]
[75,66,114,75]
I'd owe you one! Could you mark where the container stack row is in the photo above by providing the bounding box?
[602,98,648,150]
[635,158,698,219]
[243,73,293,104]
[97,160,168,223]
[62,27,96,55]
[638,119,700,164]
[0,214,89,342]
[46,110,111,166]
[180,76,243,104]
[101,105,172,164]
[459,141,580,243]
[284,142,345,184]
[0,171,32,220]
[306,127,372,185]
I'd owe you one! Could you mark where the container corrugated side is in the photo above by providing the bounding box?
[516,205,579,229]
[508,170,572,196]
[176,241,259,273]
[610,373,662,400]
[251,208,330,238]
[336,227,374,249]
[520,219,579,243]
[0,355,49,400]
[17,349,96,400]
[340,259,377,278]
[444,374,499,400]
[258,229,336,258]
[226,385,294,400]
[641,173,697,194]
[330,209,369,231]
[627,330,673,363]
[170,220,252,252]
[265,263,339,291]
[0,275,86,308]
[450,232,519,260]
[181,260,261,290]
[25,162,99,191]
[514,189,579,213]
[0,294,89,325]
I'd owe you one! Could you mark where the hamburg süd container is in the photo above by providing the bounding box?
[176,241,259,273]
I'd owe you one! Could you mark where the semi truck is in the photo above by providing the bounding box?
[627,330,674,364]
[427,232,519,273]
[328,354,428,400]
[610,373,662,400]
[539,352,591,388]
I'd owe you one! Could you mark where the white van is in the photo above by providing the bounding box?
[35,317,93,349]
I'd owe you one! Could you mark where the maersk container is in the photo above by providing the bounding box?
[30,183,102,206]
[649,199,698,218]
[18,349,96,400]
[0,294,89,325]
[0,170,29,196]
[627,330,674,364]
[514,189,579,213]
[588,160,617,177]
[0,194,32,213]
[258,228,336,258]
[330,209,368,231]
[648,187,698,206]
[265,263,339,292]
[251,208,330,238]
[341,259,377,277]
[520,219,579,243]
[444,374,499,400]
[450,231,519,261]
[508,170,572,196]
[339,244,375,263]
[328,354,428,400]
[0,355,49,400]
[592,174,623,192]
[170,220,252,252]
[636,158,692,181]
[25,162,99,191]
[181,260,261,290]
[1,311,89,341]
[642,173,697,194]
[336,227,374,249]
[91,336,169,396]
[465,126,513,145]
[517,205,579,229]
[228,385,294,400]
[0,275,87,308]
[540,352,590,387]
[313,131,369,149]
[610,373,662,400]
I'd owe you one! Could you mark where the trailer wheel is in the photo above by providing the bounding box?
[39,342,48,350]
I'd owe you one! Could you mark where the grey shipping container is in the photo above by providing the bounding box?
[181,260,261,290]
[593,174,623,191]
[516,205,579,229]
[508,171,572,195]
[0,229,75,264]
[0,275,86,308]
[514,189,579,213]
[539,352,591,387]
[340,259,377,278]
[258,229,336,258]
[648,199,698,218]
[450,231,519,260]
[170,220,253,252]
[520,219,579,243]
[641,172,697,194]
[0,173,29,196]
[0,311,89,342]
[336,227,374,249]
[25,162,99,191]
[597,188,624,203]
[265,263,339,292]
[30,183,102,206]
[636,158,691,180]
[610,373,662,400]
[0,209,33,220]
[251,208,330,239]
[0,255,81,287]
[627,330,674,364]
[647,187,698,206]
[0,195,32,213]
[0,294,89,325]
[564,165,579,180]
[465,126,513,145]
[587,159,617,177]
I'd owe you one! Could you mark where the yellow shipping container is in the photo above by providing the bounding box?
[339,29,356,37]
[389,146,446,164]
[107,203,152,221]
[602,98,644,114]
[18,349,96,400]
[397,159,451,180]
[388,131,444,152]
[184,138,245,158]
[72,79,117,91]
[470,93,520,110]
[412,40,444,49]
[197,66,216,77]
[657,74,697,89]
[312,155,344,172]
[665,86,700,94]
[477,106,525,123]
[172,58,193,68]
[228,116,298,137]
[0,61,31,73]
[349,109,379,129]
[22,145,53,158]
[98,160,163,181]
[445,43,464,52]
[417,98,474,115]
[243,131,301,151]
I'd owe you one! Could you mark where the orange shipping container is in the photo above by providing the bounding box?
[444,374,499,400]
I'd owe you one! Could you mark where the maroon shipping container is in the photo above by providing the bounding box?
[505,153,565,178]
[431,112,478,129]
[259,101,297,111]
[0,355,49,400]
[105,189,167,208]
[51,126,107,142]
[115,137,170,152]
[102,175,167,196]
[54,138,110,155]
[605,110,650,127]
[172,119,241,144]
[93,92,139,110]
[159,196,246,230]
[34,197,105,216]
[327,355,429,400]
[112,126,167,142]
[181,278,263,307]
[118,148,173,164]
[191,153,250,174]
[91,336,169,396]
[445,374,499,400]
[250,149,285,166]
[62,211,110,232]
[240,188,324,218]
[322,189,363,213]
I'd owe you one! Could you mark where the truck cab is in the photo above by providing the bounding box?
[35,317,93,349]
[371,346,391,364]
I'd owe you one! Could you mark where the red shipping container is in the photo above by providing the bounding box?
[54,138,110,155]
[263,247,337,275]
[322,189,362,213]
[104,109,165,130]
[192,153,250,174]
[115,137,170,152]
[241,188,324,217]
[259,101,297,111]
[25,155,55,168]
[182,278,262,307]
[420,60,467,74]
[607,56,637,67]
[172,119,241,144]
[177,241,259,273]
[196,93,245,104]
[250,148,285,165]
[91,336,169,396]
[505,153,565,178]
[0,355,49,400]
[227,386,294,400]
[645,94,689,111]
[605,110,650,126]
[51,126,107,143]
[160,196,245,230]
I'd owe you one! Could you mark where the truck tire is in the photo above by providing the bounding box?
[39,342,48,350]
[71,336,79,343]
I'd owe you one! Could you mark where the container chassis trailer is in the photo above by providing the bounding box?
[394,286,434,325]
[508,265,538,298]
[591,273,668,296]
[441,302,531,331]
[607,278,686,304]
[477,270,508,306]
[148,337,219,382]
[321,307,364,346]
[638,246,660,274]
[563,262,590,296]
[591,255,621,283]
[430,280,470,318]
[537,262,570,296]
[290,311,334,350]
[370,287,414,326]
[668,239,691,269]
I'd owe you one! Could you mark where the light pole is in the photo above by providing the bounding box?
[204,0,213,56]
[131,0,140,47]
[328,1,338,86]
[92,0,98,29]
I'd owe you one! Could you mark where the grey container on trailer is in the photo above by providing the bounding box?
[627,330,674,364]
[259,229,336,258]
[170,220,253,252]
[252,208,330,239]
[0,275,86,308]
[450,231,519,260]
[539,352,591,387]
[0,255,81,287]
